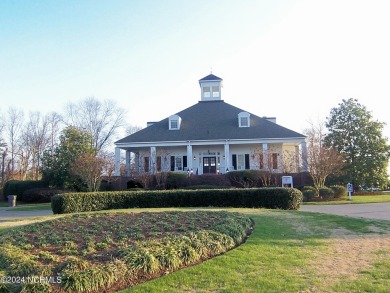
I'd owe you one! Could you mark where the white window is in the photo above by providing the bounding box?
[169,115,181,130]
[237,154,245,170]
[240,117,249,127]
[175,157,182,171]
[212,86,219,97]
[238,112,250,127]
[203,87,211,98]
[170,120,178,129]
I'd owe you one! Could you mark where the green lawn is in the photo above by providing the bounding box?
[118,209,390,293]
[1,207,390,292]
[304,194,390,205]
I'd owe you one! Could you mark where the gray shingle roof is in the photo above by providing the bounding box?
[115,100,305,144]
[199,74,223,82]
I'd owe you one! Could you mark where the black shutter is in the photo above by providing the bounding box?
[170,156,175,171]
[232,154,237,170]
[183,156,187,169]
[245,154,250,169]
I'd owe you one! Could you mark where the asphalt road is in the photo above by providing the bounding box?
[300,202,390,221]
[1,202,390,222]
[0,207,53,222]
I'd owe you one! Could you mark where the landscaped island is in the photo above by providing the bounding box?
[0,211,253,292]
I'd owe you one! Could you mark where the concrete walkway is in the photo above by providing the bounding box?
[300,202,390,221]
[0,207,53,222]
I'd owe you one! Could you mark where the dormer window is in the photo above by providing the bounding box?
[169,115,182,130]
[171,120,178,129]
[238,112,250,127]
[241,117,249,127]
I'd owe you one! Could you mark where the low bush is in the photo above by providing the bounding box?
[226,170,261,188]
[166,172,189,189]
[301,186,317,202]
[319,187,335,201]
[330,185,347,198]
[51,188,303,214]
[182,185,231,190]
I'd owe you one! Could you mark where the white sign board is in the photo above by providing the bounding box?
[282,176,293,188]
[347,183,353,200]
[347,183,353,192]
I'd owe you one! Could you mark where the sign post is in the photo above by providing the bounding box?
[347,183,353,200]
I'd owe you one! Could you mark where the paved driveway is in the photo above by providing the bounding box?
[0,207,53,222]
[300,202,390,221]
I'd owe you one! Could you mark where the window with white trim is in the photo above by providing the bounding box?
[170,119,178,129]
[237,154,245,170]
[169,115,182,130]
[203,87,211,98]
[238,112,250,127]
[212,86,220,97]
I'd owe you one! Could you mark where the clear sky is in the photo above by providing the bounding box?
[1,0,390,143]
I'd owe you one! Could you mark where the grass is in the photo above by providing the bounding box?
[303,194,390,205]
[1,205,390,292]
[4,202,52,211]
[119,209,390,293]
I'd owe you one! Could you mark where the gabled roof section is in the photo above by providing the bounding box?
[199,74,223,82]
[115,101,305,144]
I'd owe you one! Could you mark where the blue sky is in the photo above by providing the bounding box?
[1,0,390,142]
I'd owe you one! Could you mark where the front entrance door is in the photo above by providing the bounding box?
[203,157,217,174]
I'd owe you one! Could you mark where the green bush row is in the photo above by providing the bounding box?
[301,185,347,201]
[52,188,303,214]
[3,180,48,200]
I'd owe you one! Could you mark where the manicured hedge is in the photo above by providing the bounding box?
[3,180,48,200]
[51,188,302,214]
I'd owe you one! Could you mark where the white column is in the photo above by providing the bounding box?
[150,146,156,174]
[114,147,121,176]
[224,141,230,173]
[263,143,268,169]
[187,143,193,172]
[301,141,308,172]
[125,150,131,176]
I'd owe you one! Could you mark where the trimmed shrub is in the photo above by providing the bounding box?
[19,188,70,203]
[226,170,260,188]
[166,172,189,189]
[301,186,317,202]
[330,185,347,198]
[319,187,334,201]
[3,180,48,200]
[182,185,230,190]
[51,187,303,214]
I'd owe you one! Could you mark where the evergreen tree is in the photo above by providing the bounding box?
[41,126,95,190]
[325,98,390,189]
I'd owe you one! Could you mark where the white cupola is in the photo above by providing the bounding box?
[199,74,223,101]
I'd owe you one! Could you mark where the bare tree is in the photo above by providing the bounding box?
[24,112,52,180]
[65,97,127,151]
[47,112,63,153]
[304,121,345,191]
[70,150,107,192]
[126,124,143,135]
[4,108,24,179]
[251,146,281,186]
